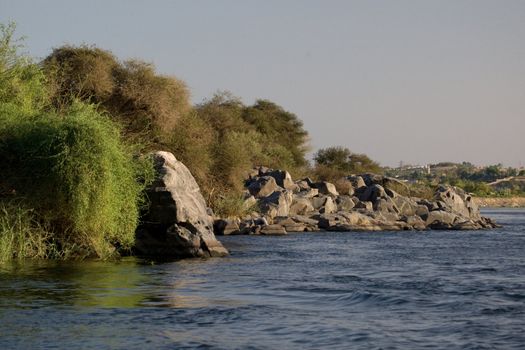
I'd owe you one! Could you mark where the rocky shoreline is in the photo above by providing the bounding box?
[135,152,499,258]
[214,167,499,236]
[474,197,525,208]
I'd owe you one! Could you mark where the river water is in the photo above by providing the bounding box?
[1,208,524,349]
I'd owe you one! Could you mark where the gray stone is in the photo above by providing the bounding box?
[415,205,430,220]
[313,181,339,196]
[336,196,355,211]
[354,200,373,211]
[260,224,287,235]
[359,184,387,202]
[347,175,366,189]
[266,170,295,190]
[402,215,427,230]
[297,188,319,199]
[289,197,315,215]
[247,176,281,198]
[319,196,337,214]
[260,190,294,218]
[213,219,240,235]
[296,180,311,191]
[426,210,458,229]
[311,195,329,209]
[274,217,307,232]
[392,196,417,216]
[137,151,228,258]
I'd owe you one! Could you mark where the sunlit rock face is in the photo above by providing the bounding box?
[136,151,228,258]
[214,168,498,236]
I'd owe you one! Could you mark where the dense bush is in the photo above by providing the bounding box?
[313,146,383,182]
[43,45,190,140]
[0,102,152,261]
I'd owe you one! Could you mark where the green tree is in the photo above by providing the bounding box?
[242,99,309,169]
[314,146,383,175]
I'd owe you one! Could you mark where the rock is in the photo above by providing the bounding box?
[354,200,373,211]
[137,151,228,258]
[319,196,337,214]
[317,214,346,229]
[248,176,281,198]
[296,180,311,191]
[434,185,471,218]
[297,188,319,199]
[289,197,315,215]
[347,175,366,189]
[213,219,240,235]
[383,177,410,195]
[451,220,482,230]
[239,168,498,233]
[336,196,355,211]
[311,195,329,209]
[257,166,270,176]
[260,190,294,218]
[266,170,295,190]
[402,215,427,230]
[260,224,287,235]
[313,181,339,196]
[274,217,307,232]
[359,184,387,202]
[291,215,319,227]
[415,205,430,220]
[391,196,417,216]
[426,210,459,229]
[373,197,399,214]
[362,174,385,186]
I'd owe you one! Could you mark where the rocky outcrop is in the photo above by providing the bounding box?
[136,151,228,258]
[214,167,499,236]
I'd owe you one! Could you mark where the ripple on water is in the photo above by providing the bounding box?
[0,208,524,349]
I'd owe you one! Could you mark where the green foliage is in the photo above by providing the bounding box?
[181,92,310,210]
[0,202,54,262]
[211,192,256,219]
[169,111,215,186]
[0,22,47,114]
[242,99,309,168]
[0,102,152,260]
[42,45,190,140]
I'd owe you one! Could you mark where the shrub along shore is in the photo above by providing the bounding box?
[0,23,500,262]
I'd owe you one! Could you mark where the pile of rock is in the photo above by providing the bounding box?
[214,167,499,235]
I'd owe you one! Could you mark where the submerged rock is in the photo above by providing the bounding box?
[136,151,228,258]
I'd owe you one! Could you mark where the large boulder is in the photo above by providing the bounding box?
[136,151,228,258]
[289,197,315,215]
[247,176,281,198]
[434,185,480,220]
[313,181,339,196]
[260,190,294,218]
[265,169,295,190]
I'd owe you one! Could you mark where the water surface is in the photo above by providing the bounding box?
[1,208,524,349]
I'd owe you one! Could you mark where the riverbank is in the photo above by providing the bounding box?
[474,197,525,208]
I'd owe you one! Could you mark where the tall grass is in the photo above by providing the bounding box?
[0,102,152,261]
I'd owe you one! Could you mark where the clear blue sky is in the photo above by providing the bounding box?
[1,0,524,167]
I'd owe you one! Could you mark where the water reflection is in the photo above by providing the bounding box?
[0,256,238,310]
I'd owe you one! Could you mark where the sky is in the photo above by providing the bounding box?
[1,0,524,167]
